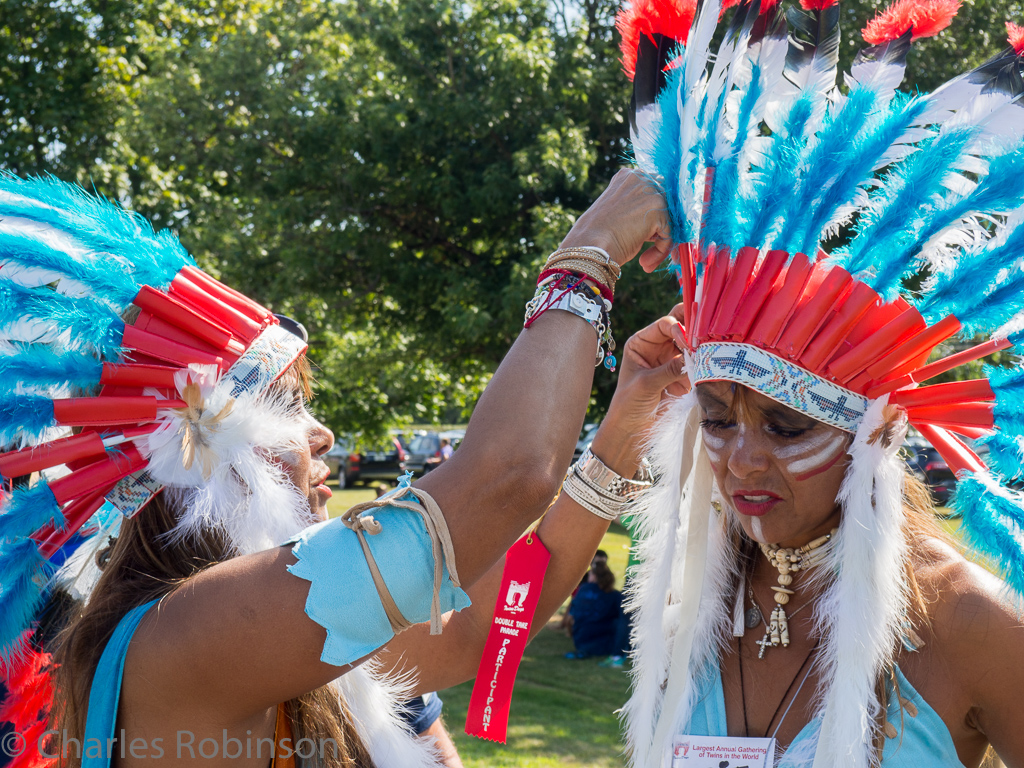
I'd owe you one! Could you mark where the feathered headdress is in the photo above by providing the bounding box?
[616,0,1024,765]
[0,174,314,671]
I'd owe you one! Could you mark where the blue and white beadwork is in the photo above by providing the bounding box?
[691,342,868,432]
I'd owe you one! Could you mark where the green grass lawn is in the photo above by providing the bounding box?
[437,620,631,768]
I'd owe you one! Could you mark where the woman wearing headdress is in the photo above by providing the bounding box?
[613,0,1024,766]
[0,170,685,766]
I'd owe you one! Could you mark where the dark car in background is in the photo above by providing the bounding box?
[324,435,408,488]
[901,430,957,507]
[324,439,359,489]
[405,430,464,476]
[358,436,409,484]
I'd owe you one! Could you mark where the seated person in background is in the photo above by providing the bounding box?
[558,549,609,637]
[566,559,623,659]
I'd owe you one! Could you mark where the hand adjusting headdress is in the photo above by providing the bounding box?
[0,175,310,665]
[616,1,1024,766]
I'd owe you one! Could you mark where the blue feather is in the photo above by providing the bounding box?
[740,93,815,248]
[0,173,192,289]
[654,60,694,244]
[0,394,55,445]
[0,538,52,663]
[924,223,1024,336]
[774,86,880,253]
[977,431,1024,480]
[702,64,764,249]
[0,481,63,544]
[953,473,1024,603]
[0,347,103,394]
[912,147,1024,269]
[0,229,140,308]
[986,364,1024,424]
[0,281,124,357]
[790,94,930,255]
[834,126,976,295]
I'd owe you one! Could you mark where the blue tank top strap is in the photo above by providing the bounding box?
[82,599,159,768]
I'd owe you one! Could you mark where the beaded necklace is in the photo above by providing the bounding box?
[755,528,837,656]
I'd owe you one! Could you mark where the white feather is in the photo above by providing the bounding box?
[620,393,696,768]
[335,662,444,768]
[677,0,723,237]
[844,51,906,112]
[811,397,908,768]
[143,375,317,554]
[0,260,92,299]
[633,103,664,173]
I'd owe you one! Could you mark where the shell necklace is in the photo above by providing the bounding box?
[755,528,837,657]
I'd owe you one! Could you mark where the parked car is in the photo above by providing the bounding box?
[323,439,359,489]
[324,435,408,488]
[357,436,408,485]
[405,430,463,476]
[901,431,957,507]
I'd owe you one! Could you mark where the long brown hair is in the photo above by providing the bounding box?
[50,358,375,768]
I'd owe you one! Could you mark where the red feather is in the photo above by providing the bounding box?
[862,0,960,44]
[8,718,55,768]
[0,634,56,767]
[1007,21,1024,55]
[617,0,697,80]
[801,0,839,10]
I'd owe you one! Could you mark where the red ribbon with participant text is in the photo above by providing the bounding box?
[464,531,551,743]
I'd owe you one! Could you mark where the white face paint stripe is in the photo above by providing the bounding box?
[701,429,726,464]
[785,433,848,475]
[750,517,766,543]
[774,429,833,458]
[702,432,726,449]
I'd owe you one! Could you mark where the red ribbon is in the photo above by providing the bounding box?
[464,531,551,743]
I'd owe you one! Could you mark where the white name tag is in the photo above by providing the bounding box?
[669,735,776,768]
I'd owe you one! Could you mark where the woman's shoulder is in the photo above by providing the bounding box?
[910,536,1021,676]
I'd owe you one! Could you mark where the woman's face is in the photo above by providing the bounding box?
[276,370,335,522]
[696,381,850,548]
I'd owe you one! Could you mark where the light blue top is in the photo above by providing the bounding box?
[684,661,964,767]
[82,600,159,768]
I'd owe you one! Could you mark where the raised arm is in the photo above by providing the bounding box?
[123,171,671,725]
[378,307,690,693]
[414,169,673,586]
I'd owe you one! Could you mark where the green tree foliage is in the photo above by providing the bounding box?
[1,0,1019,436]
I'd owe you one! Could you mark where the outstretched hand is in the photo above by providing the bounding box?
[560,169,672,267]
[589,303,691,477]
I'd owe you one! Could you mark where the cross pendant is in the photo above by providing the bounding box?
[756,632,772,659]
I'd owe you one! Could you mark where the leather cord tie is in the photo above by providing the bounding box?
[342,487,460,636]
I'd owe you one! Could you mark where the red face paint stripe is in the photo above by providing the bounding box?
[793,444,848,481]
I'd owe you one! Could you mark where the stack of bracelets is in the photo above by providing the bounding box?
[524,246,619,370]
[562,447,654,521]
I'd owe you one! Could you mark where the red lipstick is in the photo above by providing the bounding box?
[731,489,782,517]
